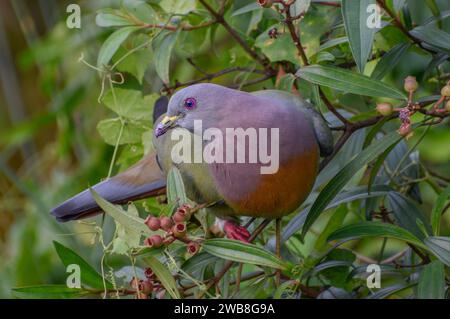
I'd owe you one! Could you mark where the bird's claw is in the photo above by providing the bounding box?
[223,221,250,243]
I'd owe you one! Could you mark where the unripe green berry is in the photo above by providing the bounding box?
[404,76,418,92]
[441,84,450,97]
[376,102,393,116]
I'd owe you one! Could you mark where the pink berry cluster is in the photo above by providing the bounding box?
[130,268,163,299]
[143,204,201,255]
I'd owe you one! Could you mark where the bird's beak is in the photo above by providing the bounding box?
[155,115,180,137]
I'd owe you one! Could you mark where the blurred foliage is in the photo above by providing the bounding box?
[0,0,450,299]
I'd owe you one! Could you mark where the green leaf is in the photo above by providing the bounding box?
[97,118,146,145]
[102,88,158,120]
[143,256,180,299]
[424,0,440,21]
[166,166,188,205]
[431,185,450,236]
[90,189,151,235]
[341,0,376,72]
[319,37,348,51]
[231,2,261,17]
[368,142,398,192]
[53,241,111,289]
[276,73,297,92]
[112,204,142,255]
[152,30,180,84]
[314,205,348,252]
[296,65,407,99]
[386,192,431,240]
[97,26,140,68]
[302,131,404,236]
[283,185,393,242]
[12,285,90,299]
[417,261,445,299]
[290,0,311,17]
[96,9,133,27]
[371,43,410,80]
[424,236,450,267]
[203,238,290,270]
[160,0,196,15]
[327,222,426,249]
[112,36,153,84]
[123,0,157,23]
[410,25,450,53]
[366,283,414,299]
[255,27,299,65]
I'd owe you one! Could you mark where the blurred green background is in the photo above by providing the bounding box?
[0,0,449,298]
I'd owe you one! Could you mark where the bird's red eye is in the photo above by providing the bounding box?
[184,97,196,110]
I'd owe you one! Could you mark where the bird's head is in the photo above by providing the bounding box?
[154,83,231,137]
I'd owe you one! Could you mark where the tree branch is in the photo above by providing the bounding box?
[198,0,273,72]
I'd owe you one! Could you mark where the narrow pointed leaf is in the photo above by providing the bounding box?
[53,241,112,289]
[152,30,180,84]
[167,166,188,205]
[283,185,393,242]
[327,222,426,249]
[203,238,290,270]
[342,0,376,72]
[90,189,151,235]
[386,192,431,240]
[97,26,140,67]
[431,185,450,236]
[424,236,450,267]
[371,43,410,80]
[410,25,450,53]
[296,65,407,99]
[417,261,445,299]
[12,285,90,299]
[143,256,180,299]
[302,131,404,236]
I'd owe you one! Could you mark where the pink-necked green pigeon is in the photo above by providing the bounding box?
[51,83,333,241]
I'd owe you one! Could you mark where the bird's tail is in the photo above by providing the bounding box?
[51,151,166,222]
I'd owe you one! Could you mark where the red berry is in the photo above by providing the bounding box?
[172,211,185,223]
[160,216,173,231]
[145,216,161,231]
[258,0,273,8]
[187,242,200,255]
[397,124,412,137]
[138,280,153,295]
[172,223,187,238]
[144,235,163,248]
[144,268,154,279]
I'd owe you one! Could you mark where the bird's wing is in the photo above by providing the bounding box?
[51,96,170,222]
[251,90,334,157]
[51,152,166,222]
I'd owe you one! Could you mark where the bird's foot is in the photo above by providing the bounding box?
[223,220,250,243]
